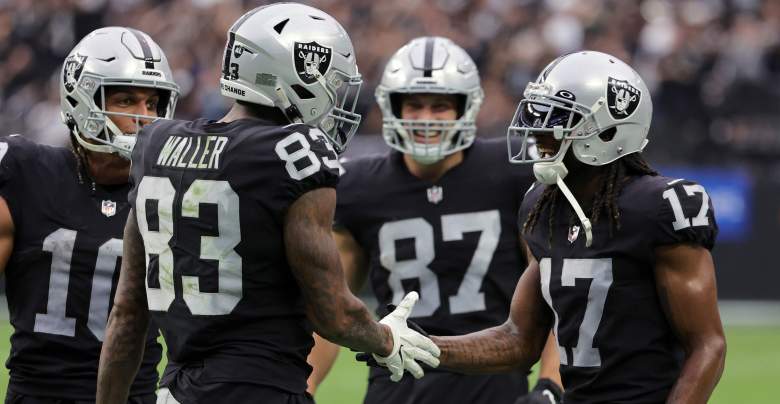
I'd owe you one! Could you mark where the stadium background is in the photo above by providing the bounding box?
[0,0,778,402]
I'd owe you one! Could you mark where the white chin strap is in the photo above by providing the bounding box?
[533,144,593,248]
[73,117,136,160]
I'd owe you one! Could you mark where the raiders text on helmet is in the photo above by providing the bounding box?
[375,36,484,164]
[60,27,180,159]
[219,3,362,152]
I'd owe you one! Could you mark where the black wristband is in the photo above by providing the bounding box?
[533,378,563,400]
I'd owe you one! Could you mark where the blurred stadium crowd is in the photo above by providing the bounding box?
[1,0,780,166]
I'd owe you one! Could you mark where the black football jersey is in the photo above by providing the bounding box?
[519,175,718,404]
[128,117,340,395]
[336,138,534,336]
[0,135,161,399]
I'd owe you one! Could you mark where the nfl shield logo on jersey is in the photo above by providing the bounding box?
[101,200,117,217]
[427,186,443,204]
[568,225,580,243]
[294,41,332,85]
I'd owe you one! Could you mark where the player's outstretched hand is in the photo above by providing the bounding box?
[372,292,441,382]
[514,378,564,404]
[355,302,429,367]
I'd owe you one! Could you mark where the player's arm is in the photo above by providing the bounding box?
[519,230,563,387]
[96,209,151,404]
[306,227,369,394]
[285,187,393,355]
[655,243,726,404]
[537,332,561,384]
[514,331,564,404]
[433,245,552,373]
[510,232,563,402]
[0,196,14,274]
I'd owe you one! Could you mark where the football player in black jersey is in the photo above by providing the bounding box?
[306,37,563,404]
[0,27,179,403]
[96,4,440,404]
[431,51,726,404]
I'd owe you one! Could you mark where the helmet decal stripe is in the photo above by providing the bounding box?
[128,28,155,69]
[423,37,435,78]
[222,32,236,80]
[223,6,265,80]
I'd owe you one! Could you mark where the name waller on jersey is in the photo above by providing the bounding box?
[156,135,229,170]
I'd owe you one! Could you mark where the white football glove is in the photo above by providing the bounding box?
[372,291,441,382]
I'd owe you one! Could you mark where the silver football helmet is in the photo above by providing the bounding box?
[60,27,180,159]
[219,3,361,152]
[507,51,653,247]
[375,36,484,165]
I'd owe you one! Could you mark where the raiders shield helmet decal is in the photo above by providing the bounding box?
[63,54,87,93]
[607,77,640,119]
[294,41,332,85]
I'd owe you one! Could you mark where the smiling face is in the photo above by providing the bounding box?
[399,93,459,144]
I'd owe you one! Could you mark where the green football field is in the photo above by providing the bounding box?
[0,324,776,403]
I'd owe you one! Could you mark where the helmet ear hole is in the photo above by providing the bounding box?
[599,127,617,142]
[291,84,316,100]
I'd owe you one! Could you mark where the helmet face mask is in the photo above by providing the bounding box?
[509,83,599,165]
[383,104,476,165]
[60,27,180,160]
[219,4,362,152]
[376,37,483,164]
[323,70,362,148]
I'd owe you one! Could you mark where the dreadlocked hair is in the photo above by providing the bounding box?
[523,152,658,246]
[66,123,93,187]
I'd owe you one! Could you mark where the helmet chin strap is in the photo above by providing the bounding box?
[274,84,304,124]
[533,140,594,248]
[103,118,135,159]
[72,117,135,160]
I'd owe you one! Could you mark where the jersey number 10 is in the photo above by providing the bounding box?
[34,229,121,341]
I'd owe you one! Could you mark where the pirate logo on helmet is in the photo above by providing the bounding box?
[294,41,332,85]
[607,77,640,120]
[63,54,87,93]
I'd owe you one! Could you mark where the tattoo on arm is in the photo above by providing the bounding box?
[435,256,552,374]
[434,322,532,373]
[285,188,392,356]
[96,210,151,404]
